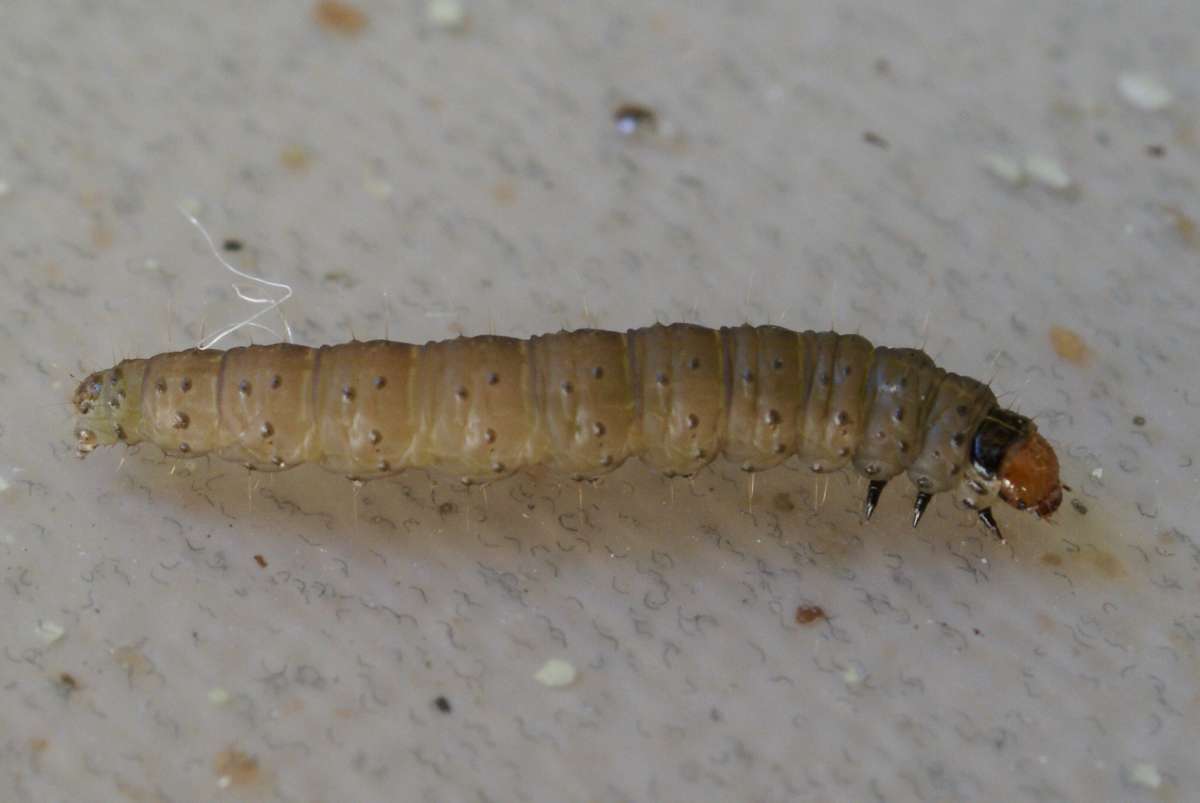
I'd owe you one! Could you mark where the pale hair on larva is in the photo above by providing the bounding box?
[73,323,1063,540]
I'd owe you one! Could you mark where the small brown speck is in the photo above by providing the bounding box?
[613,103,658,136]
[862,131,889,149]
[795,605,826,625]
[434,695,452,713]
[314,0,367,35]
[254,554,268,568]
[213,748,262,789]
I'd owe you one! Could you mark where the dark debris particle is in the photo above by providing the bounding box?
[1071,498,1088,515]
[795,605,826,625]
[222,238,244,252]
[254,554,268,568]
[862,131,889,149]
[434,695,452,713]
[1132,415,1146,426]
[613,103,658,136]
[438,501,456,516]
[1146,144,1166,158]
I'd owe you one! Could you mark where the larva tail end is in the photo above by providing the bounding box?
[72,362,145,457]
[997,431,1062,519]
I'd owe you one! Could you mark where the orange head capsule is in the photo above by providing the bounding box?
[971,409,1063,519]
[997,431,1063,518]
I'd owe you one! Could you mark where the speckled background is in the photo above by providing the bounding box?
[2,1,1198,801]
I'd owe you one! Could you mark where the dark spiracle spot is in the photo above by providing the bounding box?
[833,410,849,426]
[486,371,499,385]
[893,407,904,422]
[178,442,191,454]
[686,414,699,429]
[955,404,969,417]
[341,385,355,401]
[689,357,701,370]
[368,429,382,445]
[951,432,966,448]
[592,422,606,437]
[270,374,282,389]
[592,366,604,379]
[155,379,167,394]
[483,428,496,444]
[655,372,669,386]
[180,377,192,392]
[374,376,387,389]
[742,369,754,383]
[561,381,574,394]
[173,412,189,429]
[238,379,251,396]
[260,422,274,438]
[455,386,469,400]
[764,409,780,426]
[600,454,613,466]
[773,357,784,370]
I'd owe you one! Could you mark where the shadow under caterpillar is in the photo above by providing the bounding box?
[73,323,1062,539]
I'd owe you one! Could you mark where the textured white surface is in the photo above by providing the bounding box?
[2,1,1198,801]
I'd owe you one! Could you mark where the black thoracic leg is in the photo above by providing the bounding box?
[977,507,1003,540]
[911,492,932,527]
[863,480,887,520]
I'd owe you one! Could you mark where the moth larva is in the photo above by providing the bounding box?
[73,324,1063,538]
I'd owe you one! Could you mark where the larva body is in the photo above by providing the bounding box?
[74,324,1062,536]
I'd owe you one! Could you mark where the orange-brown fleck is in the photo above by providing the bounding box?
[314,0,367,35]
[492,180,517,206]
[1087,549,1126,580]
[254,554,268,568]
[91,220,114,250]
[1164,205,1198,249]
[280,144,312,172]
[213,748,262,788]
[1049,325,1089,365]
[795,605,826,625]
[1040,552,1063,568]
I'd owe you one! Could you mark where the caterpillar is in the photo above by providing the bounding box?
[72,323,1063,539]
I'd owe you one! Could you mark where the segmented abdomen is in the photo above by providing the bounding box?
[126,324,996,497]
